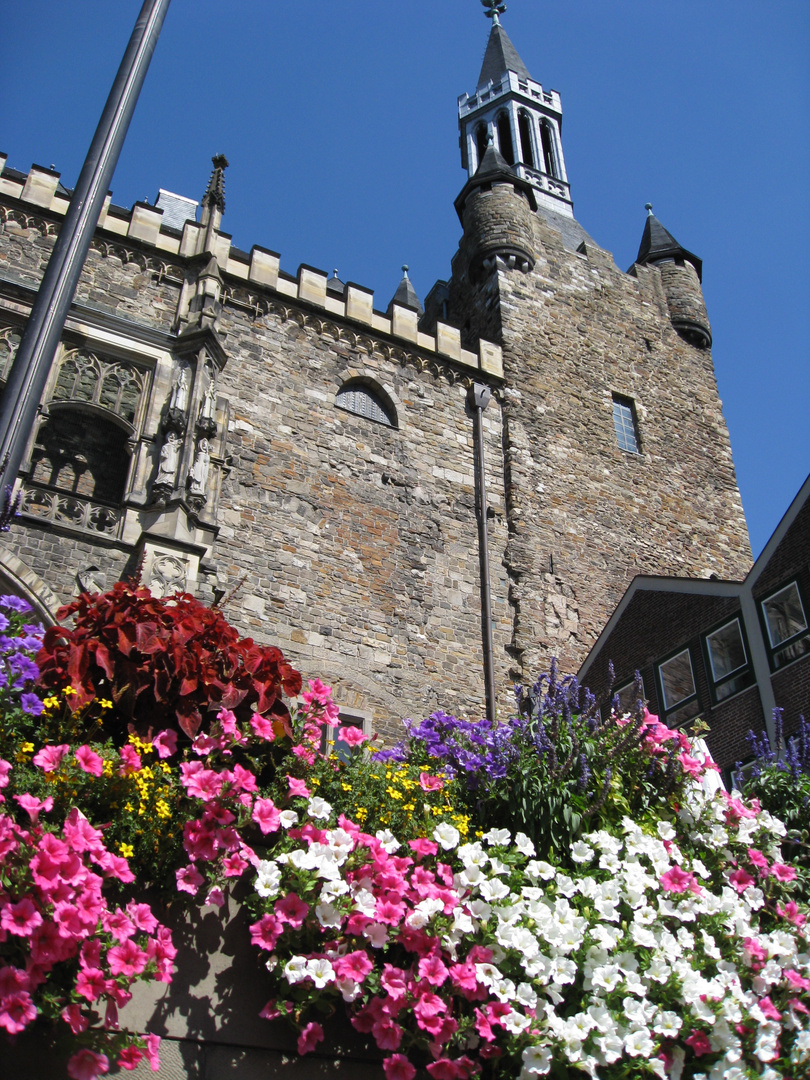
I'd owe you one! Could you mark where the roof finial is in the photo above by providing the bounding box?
[402,264,409,276]
[203,154,229,214]
[645,202,654,217]
[482,0,507,26]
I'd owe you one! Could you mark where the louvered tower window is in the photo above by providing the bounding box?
[336,381,395,428]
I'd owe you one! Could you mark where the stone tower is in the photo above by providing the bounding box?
[431,9,752,679]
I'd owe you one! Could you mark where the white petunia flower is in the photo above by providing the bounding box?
[514,832,536,857]
[305,957,335,987]
[571,840,595,863]
[284,956,308,983]
[279,809,298,828]
[375,829,400,852]
[433,821,460,850]
[307,796,332,819]
[315,902,342,929]
[362,921,389,947]
[483,827,511,845]
[526,859,556,880]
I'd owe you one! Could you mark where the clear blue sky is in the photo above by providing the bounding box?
[3,0,808,559]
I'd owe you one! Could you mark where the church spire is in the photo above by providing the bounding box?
[458,5,573,218]
[477,3,530,89]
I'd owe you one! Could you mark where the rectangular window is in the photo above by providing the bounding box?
[761,581,810,670]
[704,618,752,702]
[612,395,640,453]
[658,648,699,727]
[320,709,369,763]
[613,677,645,717]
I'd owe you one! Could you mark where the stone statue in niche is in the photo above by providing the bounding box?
[200,377,216,423]
[187,438,210,497]
[170,365,189,413]
[155,430,180,487]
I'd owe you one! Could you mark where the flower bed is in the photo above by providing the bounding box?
[1,587,808,1079]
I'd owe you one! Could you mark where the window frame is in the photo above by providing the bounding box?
[656,646,700,729]
[612,676,646,718]
[759,579,810,671]
[611,394,641,455]
[335,379,397,429]
[320,708,371,764]
[702,615,755,705]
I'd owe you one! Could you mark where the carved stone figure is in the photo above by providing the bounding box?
[187,438,210,496]
[170,365,189,413]
[155,430,180,487]
[200,376,217,422]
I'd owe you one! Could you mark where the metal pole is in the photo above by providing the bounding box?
[0,0,172,492]
[469,382,497,721]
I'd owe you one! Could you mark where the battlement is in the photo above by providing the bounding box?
[458,72,561,120]
[0,155,503,381]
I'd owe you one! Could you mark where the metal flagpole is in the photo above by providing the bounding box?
[0,0,172,498]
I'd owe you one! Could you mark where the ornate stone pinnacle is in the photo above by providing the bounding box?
[482,0,507,23]
[203,154,229,213]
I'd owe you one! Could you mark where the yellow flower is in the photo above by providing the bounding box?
[99,699,113,709]
[341,783,353,792]
[20,742,35,753]
[63,686,77,696]
[156,800,171,819]
[119,843,134,858]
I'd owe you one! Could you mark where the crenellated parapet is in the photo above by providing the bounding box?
[0,155,504,382]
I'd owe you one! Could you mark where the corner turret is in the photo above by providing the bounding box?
[454,140,536,279]
[635,205,712,349]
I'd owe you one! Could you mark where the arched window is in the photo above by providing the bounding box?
[518,112,535,168]
[540,121,558,178]
[30,411,131,504]
[336,380,396,428]
[496,113,514,166]
[53,349,146,425]
[475,124,489,168]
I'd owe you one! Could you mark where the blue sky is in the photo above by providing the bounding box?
[3,0,808,558]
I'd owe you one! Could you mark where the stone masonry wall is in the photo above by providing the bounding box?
[449,209,752,681]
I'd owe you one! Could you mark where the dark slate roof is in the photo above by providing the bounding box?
[387,268,423,316]
[474,141,513,181]
[536,204,601,257]
[636,211,703,281]
[327,270,345,295]
[477,22,531,88]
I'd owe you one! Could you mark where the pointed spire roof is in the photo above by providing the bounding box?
[477,19,531,88]
[454,137,537,223]
[636,204,703,281]
[387,266,423,316]
[202,154,229,214]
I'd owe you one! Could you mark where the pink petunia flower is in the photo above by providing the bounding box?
[747,848,770,871]
[758,996,782,1022]
[74,745,104,777]
[107,940,148,978]
[419,772,444,792]
[777,901,806,927]
[252,797,281,834]
[408,838,439,858]
[337,725,368,748]
[152,729,177,759]
[286,775,311,798]
[116,1047,144,1071]
[32,744,70,772]
[67,1048,109,1080]
[685,1030,712,1057]
[1,897,43,937]
[250,715,276,741]
[250,913,282,951]
[175,865,204,895]
[275,893,310,928]
[117,745,142,776]
[144,1034,162,1071]
[383,1054,417,1080]
[771,862,797,882]
[13,793,53,823]
[729,867,756,894]
[334,951,373,983]
[62,1003,89,1034]
[660,866,701,895]
[0,990,37,1034]
[785,969,810,991]
[297,1021,324,1055]
[418,954,450,987]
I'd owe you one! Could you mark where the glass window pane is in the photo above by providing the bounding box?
[706,620,747,682]
[763,583,807,648]
[615,679,644,716]
[612,397,639,453]
[659,649,695,711]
